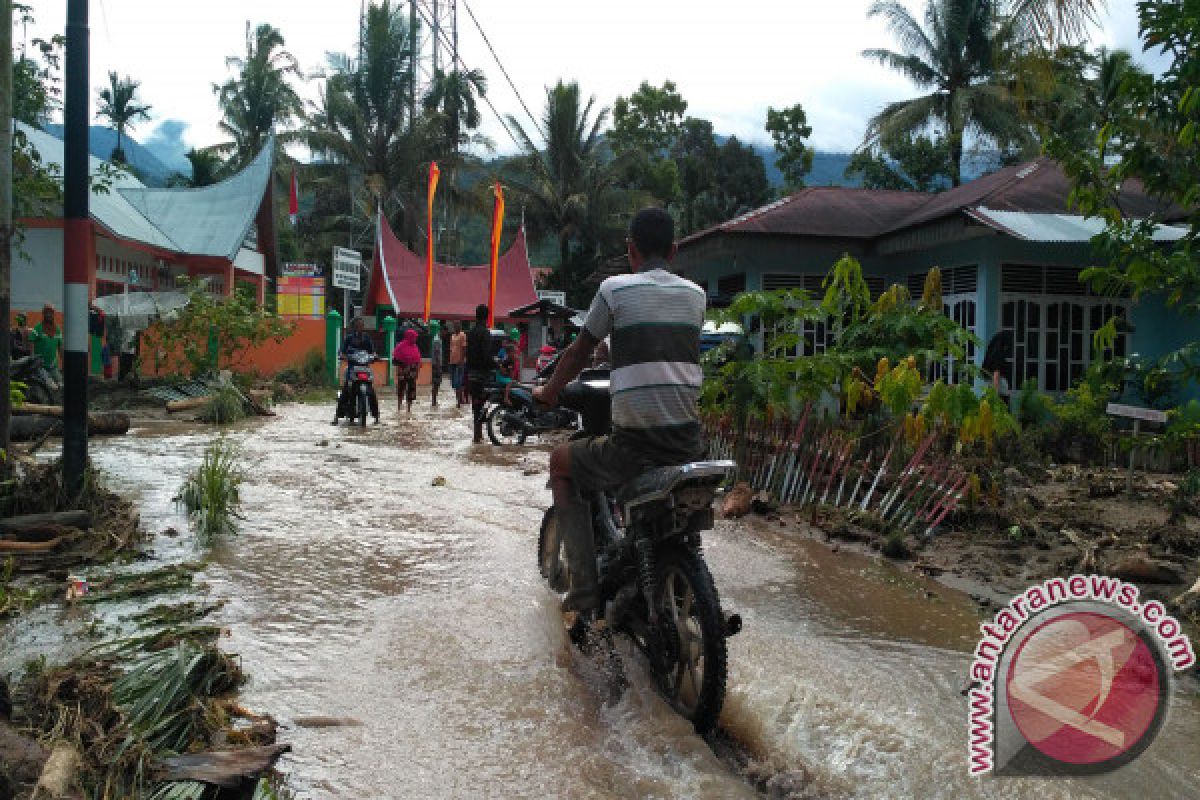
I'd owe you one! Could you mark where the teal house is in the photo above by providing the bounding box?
[673,158,1189,393]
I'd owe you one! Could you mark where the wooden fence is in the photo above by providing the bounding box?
[704,407,969,538]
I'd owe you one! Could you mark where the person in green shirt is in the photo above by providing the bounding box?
[29,303,63,387]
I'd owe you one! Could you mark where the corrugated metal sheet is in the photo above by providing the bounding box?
[18,123,177,251]
[969,209,1187,242]
[120,139,273,260]
[18,121,271,260]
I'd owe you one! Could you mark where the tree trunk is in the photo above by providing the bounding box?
[946,91,963,188]
[0,0,13,459]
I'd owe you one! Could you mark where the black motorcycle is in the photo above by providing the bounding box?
[485,351,576,445]
[333,350,381,426]
[538,368,739,734]
[10,355,58,405]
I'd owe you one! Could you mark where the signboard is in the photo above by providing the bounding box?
[1105,403,1168,424]
[332,247,362,291]
[283,262,322,278]
[537,289,567,306]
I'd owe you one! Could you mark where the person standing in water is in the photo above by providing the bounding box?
[392,328,421,414]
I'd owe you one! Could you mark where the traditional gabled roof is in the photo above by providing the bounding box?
[364,211,539,321]
[16,121,273,262]
[678,157,1180,250]
[119,139,274,261]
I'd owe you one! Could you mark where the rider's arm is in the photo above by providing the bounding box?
[535,330,598,406]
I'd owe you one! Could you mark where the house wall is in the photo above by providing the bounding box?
[12,227,65,312]
[675,230,1200,389]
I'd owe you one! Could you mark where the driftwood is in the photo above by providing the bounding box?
[166,396,210,413]
[0,511,91,536]
[0,536,65,554]
[7,413,128,442]
[11,403,65,417]
[160,744,291,788]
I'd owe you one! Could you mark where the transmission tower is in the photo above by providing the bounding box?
[410,0,458,116]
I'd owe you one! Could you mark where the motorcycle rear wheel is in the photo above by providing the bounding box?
[486,405,526,446]
[648,546,727,735]
[357,389,367,427]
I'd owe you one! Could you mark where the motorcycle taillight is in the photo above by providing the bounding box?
[355,371,371,380]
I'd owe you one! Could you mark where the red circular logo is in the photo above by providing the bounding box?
[1006,611,1162,765]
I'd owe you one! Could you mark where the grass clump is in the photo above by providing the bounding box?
[197,386,248,425]
[176,439,244,542]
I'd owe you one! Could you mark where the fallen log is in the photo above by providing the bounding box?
[166,396,210,413]
[11,403,64,417]
[0,511,91,535]
[160,744,291,788]
[0,536,65,554]
[8,412,128,442]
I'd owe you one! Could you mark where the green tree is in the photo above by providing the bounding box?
[609,81,688,206]
[167,148,223,188]
[96,71,152,164]
[765,104,814,190]
[1049,0,1200,374]
[11,7,61,128]
[423,67,488,152]
[845,133,952,190]
[504,80,630,305]
[699,136,769,225]
[672,117,718,235]
[213,22,304,171]
[862,0,1031,186]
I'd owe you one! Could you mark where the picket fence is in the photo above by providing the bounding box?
[704,406,968,538]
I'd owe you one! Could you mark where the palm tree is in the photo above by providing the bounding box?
[1007,0,1105,46]
[96,72,152,164]
[305,2,434,246]
[424,67,488,153]
[213,22,304,170]
[862,0,1031,186]
[503,81,635,303]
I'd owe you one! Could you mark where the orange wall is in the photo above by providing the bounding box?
[139,318,328,379]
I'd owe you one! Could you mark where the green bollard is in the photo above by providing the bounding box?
[207,325,219,373]
[90,334,103,376]
[326,308,343,387]
[382,315,397,387]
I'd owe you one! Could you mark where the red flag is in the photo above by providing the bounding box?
[487,182,505,328]
[288,167,299,225]
[424,161,440,322]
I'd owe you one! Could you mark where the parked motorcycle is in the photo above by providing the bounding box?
[538,368,739,734]
[333,350,381,426]
[10,355,58,405]
[484,350,576,445]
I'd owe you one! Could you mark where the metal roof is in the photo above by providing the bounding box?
[18,121,272,261]
[120,139,273,260]
[968,208,1188,243]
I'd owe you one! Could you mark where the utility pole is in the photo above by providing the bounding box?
[0,0,13,458]
[62,0,89,494]
[431,0,439,78]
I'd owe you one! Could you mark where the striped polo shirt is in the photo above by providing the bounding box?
[584,263,707,462]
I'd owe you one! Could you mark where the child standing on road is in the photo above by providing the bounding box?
[429,321,444,408]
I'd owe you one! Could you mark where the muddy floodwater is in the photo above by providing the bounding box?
[83,403,1200,799]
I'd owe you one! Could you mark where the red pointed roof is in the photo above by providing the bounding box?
[364,212,539,321]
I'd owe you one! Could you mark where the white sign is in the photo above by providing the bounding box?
[537,290,567,306]
[332,247,362,291]
[1106,403,1168,424]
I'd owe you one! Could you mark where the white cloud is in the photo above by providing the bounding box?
[20,0,1147,158]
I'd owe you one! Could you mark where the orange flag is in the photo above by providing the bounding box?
[487,181,505,328]
[424,161,440,322]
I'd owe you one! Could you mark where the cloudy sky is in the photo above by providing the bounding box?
[20,0,1157,160]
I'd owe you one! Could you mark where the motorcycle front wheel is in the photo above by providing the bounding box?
[648,546,727,735]
[537,508,568,592]
[486,404,526,446]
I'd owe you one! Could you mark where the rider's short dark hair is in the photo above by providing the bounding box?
[630,207,674,259]
[475,303,489,322]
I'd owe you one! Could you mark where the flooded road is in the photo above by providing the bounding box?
[86,403,1200,799]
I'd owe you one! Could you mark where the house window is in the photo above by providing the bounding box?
[909,267,978,384]
[999,265,1129,392]
[716,273,746,299]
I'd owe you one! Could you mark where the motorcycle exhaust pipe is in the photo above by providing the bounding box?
[723,611,742,637]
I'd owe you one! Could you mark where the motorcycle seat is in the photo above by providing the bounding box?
[616,460,736,509]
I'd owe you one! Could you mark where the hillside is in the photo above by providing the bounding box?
[42,124,177,187]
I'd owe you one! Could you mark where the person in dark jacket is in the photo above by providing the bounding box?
[334,317,379,424]
[465,303,495,443]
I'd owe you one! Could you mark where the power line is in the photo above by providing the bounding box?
[412,2,525,153]
[460,0,543,140]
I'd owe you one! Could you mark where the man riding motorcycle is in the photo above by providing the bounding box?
[534,208,707,612]
[334,316,380,424]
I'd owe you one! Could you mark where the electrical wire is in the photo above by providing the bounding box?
[460,0,544,140]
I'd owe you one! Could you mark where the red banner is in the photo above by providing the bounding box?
[424,161,440,322]
[487,181,505,328]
